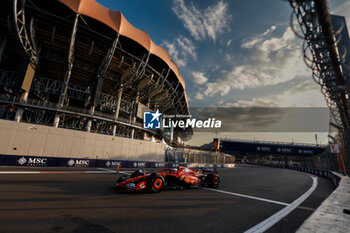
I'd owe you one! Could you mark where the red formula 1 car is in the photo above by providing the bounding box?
[116,166,220,193]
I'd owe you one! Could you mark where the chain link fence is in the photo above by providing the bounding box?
[165,146,235,164]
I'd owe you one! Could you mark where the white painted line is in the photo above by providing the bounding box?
[118,171,133,175]
[97,168,136,175]
[0,170,116,174]
[0,171,41,174]
[84,171,117,174]
[0,169,137,175]
[97,168,137,175]
[97,168,116,173]
[244,176,318,233]
[203,188,289,206]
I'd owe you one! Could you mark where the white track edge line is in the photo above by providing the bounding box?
[118,171,133,175]
[0,169,136,174]
[0,171,116,174]
[97,168,117,172]
[203,188,289,206]
[0,171,41,174]
[244,175,318,233]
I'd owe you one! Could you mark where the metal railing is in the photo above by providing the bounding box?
[0,93,144,131]
[165,146,235,164]
[220,138,326,147]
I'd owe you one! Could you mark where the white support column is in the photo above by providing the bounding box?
[15,91,29,122]
[53,114,60,127]
[57,13,79,108]
[143,98,152,139]
[112,85,123,136]
[54,13,79,127]
[131,92,140,139]
[169,124,174,145]
[86,105,95,132]
[14,56,36,122]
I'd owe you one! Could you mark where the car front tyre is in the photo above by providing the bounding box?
[147,173,165,193]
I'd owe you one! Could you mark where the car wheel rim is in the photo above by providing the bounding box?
[154,178,162,189]
[213,177,219,184]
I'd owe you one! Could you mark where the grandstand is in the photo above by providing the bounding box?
[0,0,192,144]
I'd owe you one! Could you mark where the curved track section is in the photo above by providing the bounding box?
[0,166,335,233]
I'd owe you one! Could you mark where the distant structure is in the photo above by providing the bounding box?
[0,0,194,162]
[0,0,192,143]
[212,138,326,157]
[287,0,350,174]
[331,15,350,89]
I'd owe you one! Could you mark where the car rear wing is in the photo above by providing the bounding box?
[201,168,218,174]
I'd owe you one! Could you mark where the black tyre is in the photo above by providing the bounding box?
[130,170,145,178]
[147,173,165,193]
[205,173,220,188]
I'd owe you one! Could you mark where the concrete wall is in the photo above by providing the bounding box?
[0,119,166,161]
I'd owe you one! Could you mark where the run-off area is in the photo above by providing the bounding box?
[0,166,335,233]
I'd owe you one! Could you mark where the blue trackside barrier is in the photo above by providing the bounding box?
[0,154,234,169]
[0,154,179,168]
[0,154,97,167]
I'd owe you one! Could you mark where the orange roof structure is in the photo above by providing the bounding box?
[58,0,185,90]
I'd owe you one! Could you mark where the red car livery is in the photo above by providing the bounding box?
[116,166,220,193]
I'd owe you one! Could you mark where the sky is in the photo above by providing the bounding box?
[97,0,350,146]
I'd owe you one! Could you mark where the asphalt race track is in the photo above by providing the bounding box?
[0,165,334,233]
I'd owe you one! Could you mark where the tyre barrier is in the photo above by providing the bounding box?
[0,154,235,169]
[249,162,341,187]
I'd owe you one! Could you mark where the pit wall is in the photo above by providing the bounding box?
[0,119,166,161]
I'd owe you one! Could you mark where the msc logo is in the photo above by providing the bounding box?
[67,159,90,167]
[17,157,47,166]
[143,110,161,129]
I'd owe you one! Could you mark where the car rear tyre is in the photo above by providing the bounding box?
[147,173,165,193]
[205,173,220,188]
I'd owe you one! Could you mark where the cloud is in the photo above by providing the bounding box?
[225,80,326,107]
[241,25,277,49]
[200,25,309,96]
[195,92,204,100]
[172,0,231,41]
[192,71,208,85]
[176,36,197,60]
[225,97,280,107]
[162,35,196,67]
[204,82,231,97]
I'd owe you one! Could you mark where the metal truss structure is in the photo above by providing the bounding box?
[288,0,350,174]
[22,107,55,125]
[288,0,349,128]
[0,69,17,91]
[13,0,38,65]
[0,0,192,142]
[0,103,16,120]
[31,76,91,102]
